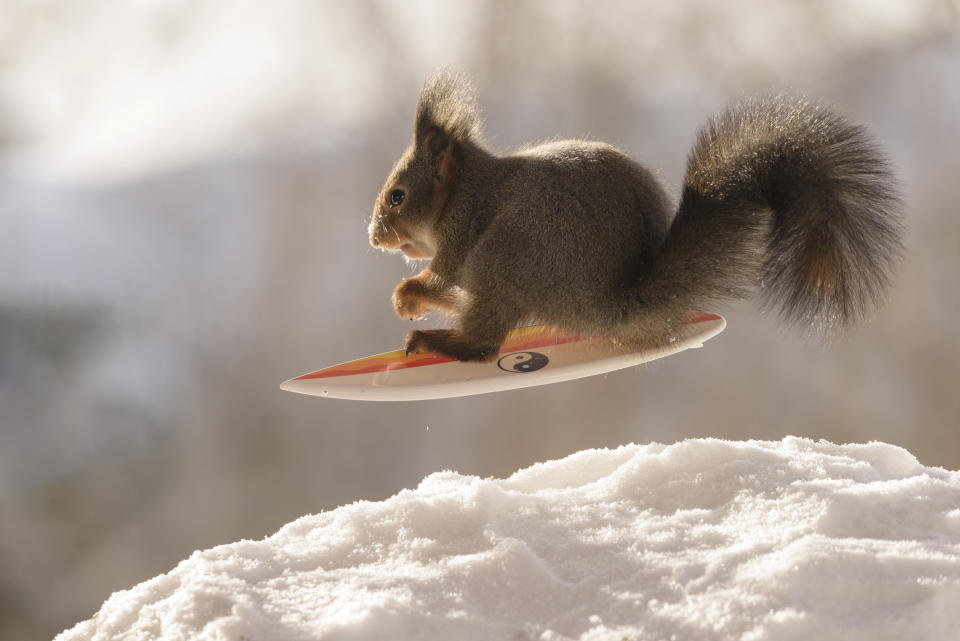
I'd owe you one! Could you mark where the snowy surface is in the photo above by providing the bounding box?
[57,437,960,641]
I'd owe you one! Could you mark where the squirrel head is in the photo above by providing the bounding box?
[369,69,483,259]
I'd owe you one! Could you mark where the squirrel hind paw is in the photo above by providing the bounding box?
[405,329,499,362]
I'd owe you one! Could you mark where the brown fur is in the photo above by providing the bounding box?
[369,71,903,361]
[393,268,460,320]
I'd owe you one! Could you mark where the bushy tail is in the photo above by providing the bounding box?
[632,96,903,338]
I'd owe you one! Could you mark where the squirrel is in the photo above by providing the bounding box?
[368,70,903,362]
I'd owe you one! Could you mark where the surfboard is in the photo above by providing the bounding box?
[280,312,725,401]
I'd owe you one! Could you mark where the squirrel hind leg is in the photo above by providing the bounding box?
[405,307,514,362]
[405,329,503,362]
[604,290,694,351]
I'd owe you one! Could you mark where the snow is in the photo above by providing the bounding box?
[57,437,960,641]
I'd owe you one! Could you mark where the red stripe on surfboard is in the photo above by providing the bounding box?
[294,313,722,381]
[302,353,455,379]
[294,332,588,381]
[688,312,722,324]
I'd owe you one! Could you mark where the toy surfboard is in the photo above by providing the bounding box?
[280,312,725,401]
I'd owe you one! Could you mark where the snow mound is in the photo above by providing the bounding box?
[58,438,960,641]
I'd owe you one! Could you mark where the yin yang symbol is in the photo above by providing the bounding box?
[497,351,549,373]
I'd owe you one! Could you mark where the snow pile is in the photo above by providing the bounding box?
[58,438,960,641]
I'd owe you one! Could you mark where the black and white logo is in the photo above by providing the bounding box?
[497,351,549,373]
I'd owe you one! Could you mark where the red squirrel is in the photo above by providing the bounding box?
[369,70,903,362]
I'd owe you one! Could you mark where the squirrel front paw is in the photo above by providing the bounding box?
[392,278,429,320]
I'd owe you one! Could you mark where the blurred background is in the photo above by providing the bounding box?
[1,1,958,638]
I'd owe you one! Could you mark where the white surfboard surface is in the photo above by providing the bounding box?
[281,312,725,401]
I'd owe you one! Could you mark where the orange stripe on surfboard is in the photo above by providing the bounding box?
[294,313,722,381]
[294,327,585,381]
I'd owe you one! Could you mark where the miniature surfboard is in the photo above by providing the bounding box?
[280,312,725,401]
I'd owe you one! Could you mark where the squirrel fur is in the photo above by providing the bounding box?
[369,70,903,362]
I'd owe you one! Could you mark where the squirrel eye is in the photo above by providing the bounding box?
[388,189,405,207]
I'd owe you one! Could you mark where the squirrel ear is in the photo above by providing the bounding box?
[413,69,482,149]
[423,128,456,187]
[436,140,456,187]
[412,69,478,186]
[423,126,449,159]
[418,125,455,186]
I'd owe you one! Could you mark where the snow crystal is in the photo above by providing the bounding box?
[57,438,960,641]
